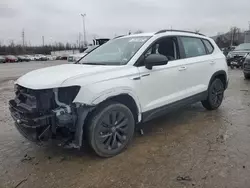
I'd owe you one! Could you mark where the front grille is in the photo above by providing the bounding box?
[15,85,56,114]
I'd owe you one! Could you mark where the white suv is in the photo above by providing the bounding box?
[9,30,228,157]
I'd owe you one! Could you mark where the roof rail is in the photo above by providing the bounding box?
[113,35,126,39]
[155,29,205,36]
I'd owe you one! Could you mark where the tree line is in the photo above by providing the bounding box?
[0,42,85,55]
[0,27,247,55]
[215,27,246,48]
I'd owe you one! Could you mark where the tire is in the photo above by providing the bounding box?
[87,101,135,157]
[202,79,224,110]
[244,73,250,79]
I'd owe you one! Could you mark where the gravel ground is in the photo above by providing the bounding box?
[0,62,250,188]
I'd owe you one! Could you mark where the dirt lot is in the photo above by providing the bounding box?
[1,62,250,188]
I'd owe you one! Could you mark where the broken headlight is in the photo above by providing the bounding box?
[58,86,80,105]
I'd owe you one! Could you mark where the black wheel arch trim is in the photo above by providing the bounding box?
[73,104,95,148]
[208,70,228,89]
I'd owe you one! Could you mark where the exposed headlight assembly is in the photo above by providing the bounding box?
[57,86,80,105]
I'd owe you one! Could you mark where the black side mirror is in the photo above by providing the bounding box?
[145,54,168,70]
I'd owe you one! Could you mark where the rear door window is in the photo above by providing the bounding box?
[180,37,206,58]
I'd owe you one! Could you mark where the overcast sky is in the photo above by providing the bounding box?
[0,0,249,46]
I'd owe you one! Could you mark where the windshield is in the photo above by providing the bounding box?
[79,36,150,65]
[235,43,250,51]
[84,45,99,53]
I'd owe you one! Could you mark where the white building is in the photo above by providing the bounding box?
[51,50,80,57]
[245,30,250,43]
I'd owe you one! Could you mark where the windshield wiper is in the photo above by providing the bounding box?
[82,62,106,65]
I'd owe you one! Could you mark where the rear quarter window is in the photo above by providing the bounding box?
[202,39,214,54]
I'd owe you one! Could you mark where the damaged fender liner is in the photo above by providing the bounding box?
[71,104,95,148]
[9,99,95,148]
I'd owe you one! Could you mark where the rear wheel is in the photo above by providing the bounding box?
[244,73,250,79]
[87,102,135,157]
[202,79,224,110]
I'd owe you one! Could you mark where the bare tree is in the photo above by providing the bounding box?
[134,30,144,34]
[194,29,200,33]
[230,27,241,46]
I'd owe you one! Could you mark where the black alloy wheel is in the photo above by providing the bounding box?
[202,79,224,110]
[87,102,135,157]
[210,80,224,107]
[99,111,130,150]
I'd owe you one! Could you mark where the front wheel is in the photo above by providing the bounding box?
[202,79,225,110]
[87,102,135,157]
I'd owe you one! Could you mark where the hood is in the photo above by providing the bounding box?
[16,64,122,89]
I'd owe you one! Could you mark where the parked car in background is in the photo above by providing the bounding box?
[56,56,62,60]
[226,43,250,66]
[34,54,41,61]
[243,53,250,79]
[25,55,35,61]
[34,54,48,61]
[46,55,57,61]
[67,54,77,62]
[223,46,236,56]
[5,55,18,63]
[17,55,30,62]
[40,55,48,61]
[0,55,6,63]
[46,55,53,60]
[61,55,68,60]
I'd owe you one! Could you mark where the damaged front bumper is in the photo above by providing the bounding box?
[9,99,94,149]
[9,99,56,142]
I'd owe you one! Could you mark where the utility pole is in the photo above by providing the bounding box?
[50,37,53,53]
[42,36,45,46]
[81,13,87,47]
[78,32,81,49]
[22,29,25,47]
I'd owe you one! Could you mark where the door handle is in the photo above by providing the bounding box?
[130,73,150,80]
[141,73,150,77]
[178,66,187,71]
[210,61,216,65]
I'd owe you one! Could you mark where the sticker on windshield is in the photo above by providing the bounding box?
[129,38,148,43]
